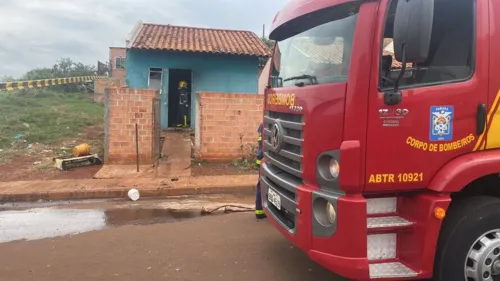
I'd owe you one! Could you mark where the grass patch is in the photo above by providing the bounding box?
[0,89,104,149]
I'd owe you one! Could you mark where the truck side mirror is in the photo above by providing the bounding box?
[384,0,434,106]
[393,0,434,63]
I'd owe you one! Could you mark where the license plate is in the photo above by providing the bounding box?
[268,188,281,210]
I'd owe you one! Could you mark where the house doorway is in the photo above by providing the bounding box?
[167,69,192,128]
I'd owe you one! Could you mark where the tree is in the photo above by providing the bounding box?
[261,37,275,50]
[23,67,56,80]
[259,37,275,68]
[0,75,15,82]
[20,58,96,81]
[52,58,96,78]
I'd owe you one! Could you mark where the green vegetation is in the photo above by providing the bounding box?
[0,57,105,150]
[259,37,275,68]
[0,89,104,149]
[1,57,98,82]
[232,141,259,170]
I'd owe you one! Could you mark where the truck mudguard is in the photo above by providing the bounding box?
[428,149,500,193]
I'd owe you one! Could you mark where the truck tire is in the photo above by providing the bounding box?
[434,196,500,281]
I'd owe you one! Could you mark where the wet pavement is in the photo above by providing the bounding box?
[0,194,350,281]
[0,194,254,243]
[0,211,347,281]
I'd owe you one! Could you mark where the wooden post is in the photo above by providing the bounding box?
[136,123,139,172]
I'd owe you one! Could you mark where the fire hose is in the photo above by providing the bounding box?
[201,205,254,215]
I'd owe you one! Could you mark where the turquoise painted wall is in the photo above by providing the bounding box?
[125,49,260,130]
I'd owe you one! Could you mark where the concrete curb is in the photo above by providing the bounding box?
[0,175,258,202]
[0,185,255,202]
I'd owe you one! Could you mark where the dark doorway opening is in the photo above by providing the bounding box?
[168,69,192,128]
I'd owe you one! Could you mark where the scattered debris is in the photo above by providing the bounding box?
[14,134,24,140]
[128,188,140,201]
[33,161,42,165]
[72,143,90,157]
[53,154,102,171]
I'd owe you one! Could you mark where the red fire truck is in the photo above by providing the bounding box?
[261,0,500,280]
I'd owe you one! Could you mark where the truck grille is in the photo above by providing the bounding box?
[261,110,303,232]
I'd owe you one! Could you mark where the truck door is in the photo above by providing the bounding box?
[364,0,488,192]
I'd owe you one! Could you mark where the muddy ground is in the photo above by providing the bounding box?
[0,125,105,182]
[0,126,256,182]
[191,162,258,177]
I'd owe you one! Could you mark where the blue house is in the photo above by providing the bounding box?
[125,22,271,130]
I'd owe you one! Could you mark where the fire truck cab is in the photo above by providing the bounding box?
[262,0,500,280]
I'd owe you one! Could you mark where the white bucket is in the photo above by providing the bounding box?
[127,188,140,201]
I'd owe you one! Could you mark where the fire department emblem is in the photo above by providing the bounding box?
[271,121,284,152]
[430,106,454,141]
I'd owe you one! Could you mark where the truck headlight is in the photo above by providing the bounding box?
[326,201,337,224]
[318,154,340,181]
[329,158,340,179]
[313,198,337,227]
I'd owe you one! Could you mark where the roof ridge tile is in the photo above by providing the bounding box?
[130,23,271,57]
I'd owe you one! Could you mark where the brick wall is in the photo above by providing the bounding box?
[109,47,126,79]
[198,92,264,161]
[94,78,125,103]
[105,88,158,165]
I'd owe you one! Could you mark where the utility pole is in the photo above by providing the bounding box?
[262,24,265,38]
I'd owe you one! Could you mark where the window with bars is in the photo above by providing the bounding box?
[115,57,125,69]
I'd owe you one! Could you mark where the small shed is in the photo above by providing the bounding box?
[125,22,271,130]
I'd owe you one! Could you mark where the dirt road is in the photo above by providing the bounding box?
[0,198,348,281]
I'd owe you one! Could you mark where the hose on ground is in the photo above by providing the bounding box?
[201,204,254,215]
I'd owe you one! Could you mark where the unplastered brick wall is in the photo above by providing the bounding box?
[109,47,126,78]
[94,78,125,103]
[198,92,264,161]
[105,88,158,164]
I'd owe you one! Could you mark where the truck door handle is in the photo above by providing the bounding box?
[477,103,487,135]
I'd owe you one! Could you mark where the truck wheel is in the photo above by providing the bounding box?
[434,196,500,281]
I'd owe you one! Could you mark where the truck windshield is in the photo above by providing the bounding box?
[271,2,360,88]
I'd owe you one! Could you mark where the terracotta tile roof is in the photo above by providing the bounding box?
[130,23,271,57]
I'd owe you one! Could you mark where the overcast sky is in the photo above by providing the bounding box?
[0,0,288,78]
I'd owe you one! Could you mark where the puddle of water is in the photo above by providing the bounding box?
[0,194,254,212]
[0,199,110,211]
[104,208,202,226]
[0,208,106,243]
[0,207,204,243]
[0,194,255,243]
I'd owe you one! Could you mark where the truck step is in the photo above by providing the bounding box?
[367,216,413,229]
[369,262,418,279]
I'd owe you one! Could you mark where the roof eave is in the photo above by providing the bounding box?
[128,47,270,58]
[126,21,143,49]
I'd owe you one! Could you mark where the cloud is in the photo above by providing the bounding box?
[0,0,287,78]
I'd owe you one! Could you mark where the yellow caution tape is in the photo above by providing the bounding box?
[0,76,105,91]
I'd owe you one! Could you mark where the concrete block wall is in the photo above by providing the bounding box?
[105,88,158,164]
[198,92,264,161]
